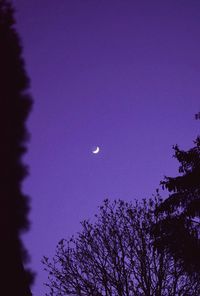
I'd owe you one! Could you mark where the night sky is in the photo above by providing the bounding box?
[12,1,200,294]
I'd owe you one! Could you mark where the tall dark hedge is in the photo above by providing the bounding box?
[0,0,33,294]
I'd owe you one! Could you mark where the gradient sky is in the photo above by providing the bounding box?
[12,0,200,294]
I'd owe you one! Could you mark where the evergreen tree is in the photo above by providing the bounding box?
[0,0,33,294]
[153,137,200,274]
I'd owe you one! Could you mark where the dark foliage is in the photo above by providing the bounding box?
[43,197,200,296]
[0,0,33,294]
[195,112,200,120]
[153,137,200,274]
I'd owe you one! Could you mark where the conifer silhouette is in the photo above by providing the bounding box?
[0,1,33,294]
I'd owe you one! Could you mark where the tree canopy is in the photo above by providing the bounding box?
[153,137,200,274]
[43,197,200,296]
[0,0,33,294]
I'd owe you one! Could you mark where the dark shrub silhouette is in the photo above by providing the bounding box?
[153,137,200,274]
[0,0,33,294]
[43,197,200,295]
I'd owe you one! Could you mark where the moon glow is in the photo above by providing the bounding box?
[92,146,100,154]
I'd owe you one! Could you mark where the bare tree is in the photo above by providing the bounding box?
[43,196,200,295]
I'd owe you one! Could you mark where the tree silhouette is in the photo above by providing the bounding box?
[43,197,200,296]
[153,137,200,274]
[0,0,33,294]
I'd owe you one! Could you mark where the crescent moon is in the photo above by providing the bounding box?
[92,146,100,154]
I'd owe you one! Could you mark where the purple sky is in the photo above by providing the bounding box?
[13,1,200,294]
